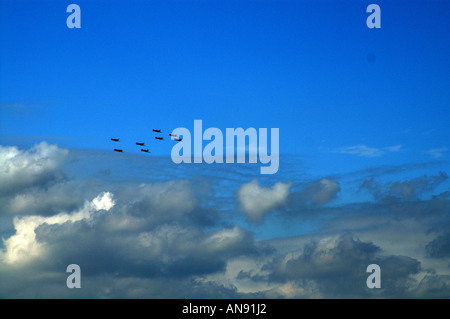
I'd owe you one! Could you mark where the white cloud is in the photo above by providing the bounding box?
[337,144,403,158]
[92,192,115,211]
[427,147,448,158]
[384,145,402,152]
[237,180,291,222]
[0,142,68,195]
[0,192,114,265]
[337,145,384,157]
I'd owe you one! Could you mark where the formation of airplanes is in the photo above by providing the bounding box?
[110,129,181,153]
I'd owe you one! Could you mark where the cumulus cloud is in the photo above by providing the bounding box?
[0,142,68,195]
[102,180,201,232]
[251,233,440,298]
[237,180,292,222]
[129,225,257,277]
[30,219,258,281]
[0,192,114,265]
[4,181,86,216]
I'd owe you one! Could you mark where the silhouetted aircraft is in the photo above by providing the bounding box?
[169,134,178,137]
[155,137,163,140]
[141,149,150,153]
[136,142,145,146]
[153,129,161,133]
[111,138,119,142]
[114,149,123,152]
[174,138,182,141]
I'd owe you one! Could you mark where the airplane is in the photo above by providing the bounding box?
[111,138,119,142]
[174,138,182,142]
[169,134,178,137]
[155,137,163,140]
[136,142,145,146]
[141,149,150,153]
[153,129,161,133]
[114,149,123,152]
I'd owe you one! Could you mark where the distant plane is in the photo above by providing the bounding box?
[111,138,119,142]
[114,149,123,152]
[153,129,161,133]
[174,138,182,142]
[141,149,150,153]
[169,134,178,137]
[155,137,163,140]
[136,142,145,146]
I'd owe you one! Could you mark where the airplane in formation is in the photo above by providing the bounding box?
[111,131,169,153]
[174,137,182,141]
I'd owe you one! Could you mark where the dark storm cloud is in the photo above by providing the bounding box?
[0,266,253,299]
[414,275,450,298]
[426,232,450,259]
[253,233,447,298]
[39,222,257,278]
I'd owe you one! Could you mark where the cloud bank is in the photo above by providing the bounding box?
[0,142,68,196]
[237,180,292,222]
[0,142,449,298]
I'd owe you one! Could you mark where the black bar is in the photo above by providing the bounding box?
[0,299,446,317]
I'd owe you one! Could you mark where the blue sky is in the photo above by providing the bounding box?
[1,0,449,159]
[0,0,449,298]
